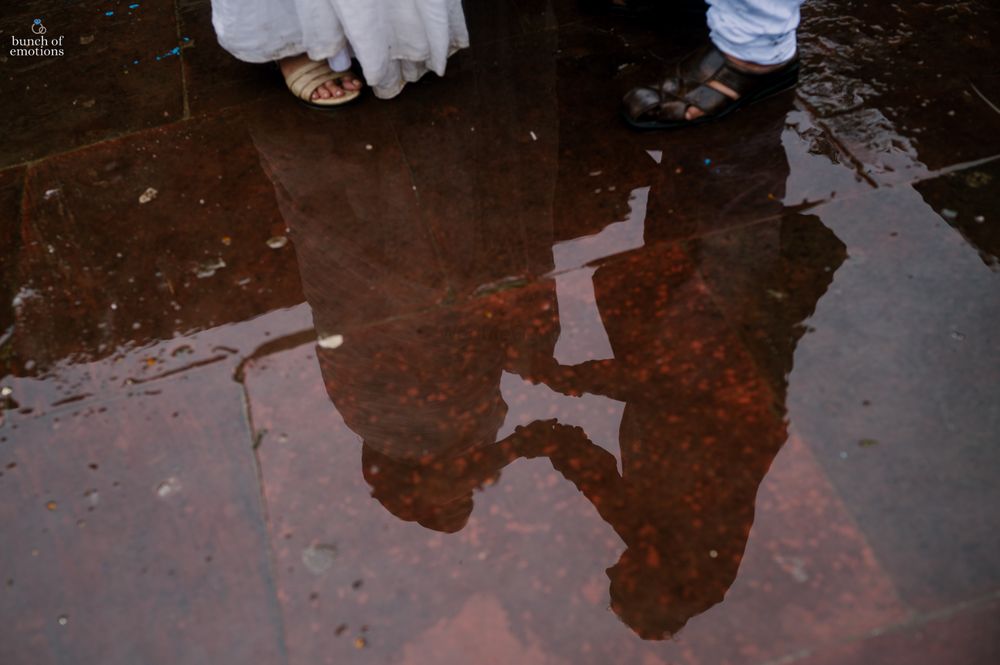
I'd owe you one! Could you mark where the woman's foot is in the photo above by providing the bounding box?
[279,53,363,102]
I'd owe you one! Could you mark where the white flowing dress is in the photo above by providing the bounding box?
[211,0,469,99]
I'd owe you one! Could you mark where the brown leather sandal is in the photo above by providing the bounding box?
[622,43,799,131]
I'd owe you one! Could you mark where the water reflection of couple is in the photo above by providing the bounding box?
[249,62,844,639]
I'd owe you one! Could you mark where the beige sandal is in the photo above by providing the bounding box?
[284,60,361,108]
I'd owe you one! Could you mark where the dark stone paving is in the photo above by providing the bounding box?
[1,1,999,664]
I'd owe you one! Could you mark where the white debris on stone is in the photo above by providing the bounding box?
[317,334,344,350]
[139,187,158,204]
[156,477,181,498]
[195,257,227,279]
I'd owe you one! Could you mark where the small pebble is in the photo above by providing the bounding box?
[138,187,158,204]
[156,477,181,498]
[317,334,344,350]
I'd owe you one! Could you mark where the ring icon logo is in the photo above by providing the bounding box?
[9,18,64,57]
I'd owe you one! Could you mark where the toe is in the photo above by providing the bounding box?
[323,80,345,97]
[685,106,705,121]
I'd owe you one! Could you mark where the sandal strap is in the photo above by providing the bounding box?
[286,61,340,101]
[680,44,727,84]
[713,64,759,95]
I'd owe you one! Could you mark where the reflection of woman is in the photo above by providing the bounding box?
[247,49,560,529]
[212,0,468,105]
[320,306,511,533]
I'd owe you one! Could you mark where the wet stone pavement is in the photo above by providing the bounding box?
[1,1,999,664]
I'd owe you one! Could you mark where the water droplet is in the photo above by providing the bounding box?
[266,236,288,249]
[709,549,718,558]
[57,615,68,626]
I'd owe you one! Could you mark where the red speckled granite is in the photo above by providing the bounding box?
[1,1,999,663]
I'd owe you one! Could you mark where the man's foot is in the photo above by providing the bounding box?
[683,54,793,121]
[279,53,363,102]
[621,44,800,131]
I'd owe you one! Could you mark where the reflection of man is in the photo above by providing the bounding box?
[519,107,846,637]
[524,210,843,638]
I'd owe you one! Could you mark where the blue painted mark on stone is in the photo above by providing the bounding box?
[105,11,114,16]
[155,46,182,61]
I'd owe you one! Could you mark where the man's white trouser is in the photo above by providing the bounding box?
[707,0,804,65]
